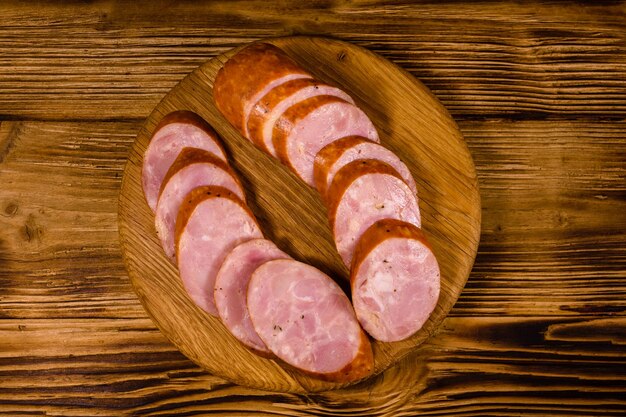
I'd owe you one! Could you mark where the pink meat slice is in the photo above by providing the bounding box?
[155,163,245,261]
[354,238,440,341]
[334,172,421,268]
[214,239,290,353]
[242,74,312,138]
[351,220,440,342]
[257,82,355,157]
[325,140,417,197]
[143,121,226,212]
[247,259,363,375]
[284,102,379,186]
[178,197,262,316]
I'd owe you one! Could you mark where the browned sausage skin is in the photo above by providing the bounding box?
[174,185,256,253]
[153,110,220,137]
[247,78,355,155]
[213,43,312,136]
[158,147,243,199]
[312,330,374,383]
[351,219,434,270]
[276,330,373,383]
[142,111,227,212]
[313,135,373,200]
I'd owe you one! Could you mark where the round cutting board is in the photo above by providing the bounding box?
[118,36,481,393]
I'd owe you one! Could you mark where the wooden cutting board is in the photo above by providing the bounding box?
[118,36,481,393]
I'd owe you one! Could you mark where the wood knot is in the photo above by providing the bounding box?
[21,214,43,243]
[3,202,18,217]
[337,50,347,62]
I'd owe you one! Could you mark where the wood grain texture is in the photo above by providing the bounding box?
[118,37,481,393]
[0,1,625,121]
[1,0,625,414]
[1,116,624,414]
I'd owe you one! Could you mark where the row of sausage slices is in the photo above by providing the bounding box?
[141,43,440,383]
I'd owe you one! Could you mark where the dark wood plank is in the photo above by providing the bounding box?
[0,119,624,414]
[0,1,625,120]
[2,316,624,416]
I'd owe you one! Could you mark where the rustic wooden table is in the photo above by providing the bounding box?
[1,1,625,415]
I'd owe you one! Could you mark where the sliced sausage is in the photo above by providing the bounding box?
[213,43,312,137]
[314,136,418,200]
[175,186,262,316]
[247,259,373,382]
[214,239,290,355]
[273,95,379,186]
[142,111,226,212]
[247,78,355,156]
[155,148,245,261]
[351,219,440,342]
[327,159,421,268]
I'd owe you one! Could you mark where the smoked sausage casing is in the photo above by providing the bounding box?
[214,43,312,137]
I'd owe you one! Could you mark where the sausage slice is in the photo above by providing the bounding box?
[273,95,379,186]
[175,186,262,316]
[155,148,245,261]
[215,239,290,355]
[351,219,440,342]
[314,136,418,200]
[247,259,373,382]
[213,43,312,137]
[142,111,226,212]
[327,159,421,267]
[247,78,355,156]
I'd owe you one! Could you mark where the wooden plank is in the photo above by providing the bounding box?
[0,317,624,416]
[0,121,143,321]
[0,1,625,120]
[456,118,626,316]
[0,119,624,413]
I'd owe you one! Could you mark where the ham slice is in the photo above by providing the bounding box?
[247,258,373,382]
[314,136,417,200]
[273,95,379,186]
[155,148,245,261]
[215,239,290,355]
[247,78,355,156]
[142,111,226,212]
[327,159,421,268]
[351,219,440,342]
[175,186,262,315]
